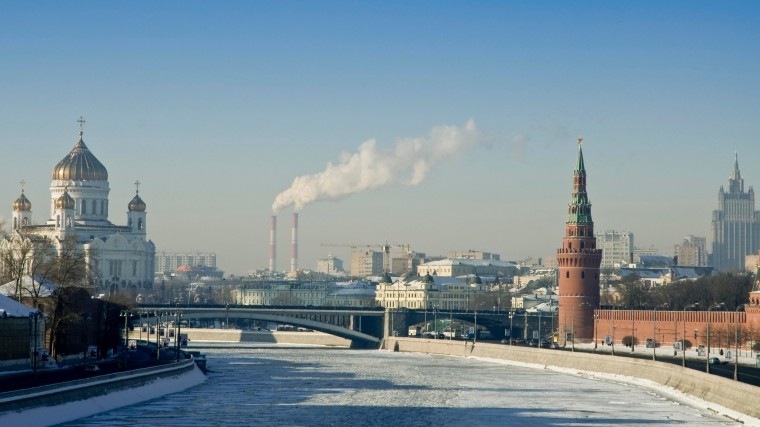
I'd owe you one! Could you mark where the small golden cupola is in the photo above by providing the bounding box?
[128,192,146,212]
[13,191,32,212]
[56,188,76,210]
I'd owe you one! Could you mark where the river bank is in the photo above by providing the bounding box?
[0,358,206,427]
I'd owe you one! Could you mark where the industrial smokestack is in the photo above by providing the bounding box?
[290,212,298,274]
[269,215,277,273]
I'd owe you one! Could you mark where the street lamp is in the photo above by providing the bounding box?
[682,303,698,367]
[509,310,514,345]
[593,313,598,351]
[433,305,438,339]
[175,310,183,363]
[652,303,668,361]
[120,310,130,348]
[734,304,746,381]
[706,303,726,374]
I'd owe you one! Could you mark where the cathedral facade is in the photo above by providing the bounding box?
[10,121,155,296]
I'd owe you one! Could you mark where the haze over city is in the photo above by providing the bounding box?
[1,2,758,275]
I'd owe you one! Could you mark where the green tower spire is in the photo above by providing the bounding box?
[567,137,593,224]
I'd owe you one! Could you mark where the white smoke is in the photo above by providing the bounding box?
[272,119,484,213]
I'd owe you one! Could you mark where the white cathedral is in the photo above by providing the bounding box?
[10,120,156,296]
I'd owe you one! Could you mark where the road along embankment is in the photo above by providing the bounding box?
[182,328,351,346]
[385,337,760,424]
[0,358,206,427]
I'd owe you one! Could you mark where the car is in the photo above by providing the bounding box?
[84,364,100,373]
[709,357,727,365]
[501,338,510,344]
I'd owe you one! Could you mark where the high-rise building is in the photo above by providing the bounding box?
[556,138,602,344]
[595,230,633,269]
[156,251,218,273]
[350,250,384,278]
[710,154,760,272]
[674,235,707,267]
[390,251,427,276]
[316,255,344,275]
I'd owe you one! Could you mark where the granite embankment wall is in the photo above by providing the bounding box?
[385,337,760,422]
[0,358,203,416]
[182,328,351,346]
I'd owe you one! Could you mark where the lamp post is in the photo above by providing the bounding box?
[433,305,438,339]
[120,310,129,347]
[509,310,514,345]
[611,307,616,356]
[631,314,635,353]
[593,313,598,351]
[734,304,746,381]
[652,304,668,361]
[571,314,575,352]
[29,311,40,382]
[682,303,698,367]
[474,307,478,344]
[176,311,183,363]
[706,303,725,374]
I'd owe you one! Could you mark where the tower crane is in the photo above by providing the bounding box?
[320,242,411,274]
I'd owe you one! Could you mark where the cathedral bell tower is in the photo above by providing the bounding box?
[557,137,603,344]
[127,180,147,237]
[12,181,32,230]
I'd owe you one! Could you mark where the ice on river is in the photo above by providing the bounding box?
[60,345,748,426]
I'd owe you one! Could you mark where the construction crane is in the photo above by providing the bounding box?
[321,242,411,274]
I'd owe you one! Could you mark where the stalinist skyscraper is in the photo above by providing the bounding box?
[557,138,602,344]
[710,154,760,272]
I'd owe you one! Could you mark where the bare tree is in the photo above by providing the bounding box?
[45,235,91,355]
[1,233,59,306]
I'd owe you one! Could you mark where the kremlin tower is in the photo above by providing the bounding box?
[557,137,602,344]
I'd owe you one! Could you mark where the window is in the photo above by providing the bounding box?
[565,271,569,279]
[81,200,87,215]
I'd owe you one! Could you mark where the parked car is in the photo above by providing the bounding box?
[709,357,727,365]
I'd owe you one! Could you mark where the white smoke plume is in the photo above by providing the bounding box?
[272,119,484,213]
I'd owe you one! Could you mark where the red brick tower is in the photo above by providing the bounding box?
[745,254,760,330]
[557,138,603,344]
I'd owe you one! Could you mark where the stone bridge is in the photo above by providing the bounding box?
[137,305,547,347]
[137,306,386,348]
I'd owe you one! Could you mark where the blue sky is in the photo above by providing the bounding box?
[1,2,759,275]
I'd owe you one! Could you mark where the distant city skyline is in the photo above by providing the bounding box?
[1,2,758,275]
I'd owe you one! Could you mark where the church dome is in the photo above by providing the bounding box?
[55,189,75,210]
[51,133,108,182]
[12,192,32,212]
[128,193,146,212]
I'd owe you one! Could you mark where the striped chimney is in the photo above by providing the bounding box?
[290,212,298,274]
[269,215,277,273]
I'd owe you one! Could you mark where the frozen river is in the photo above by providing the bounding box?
[62,344,739,426]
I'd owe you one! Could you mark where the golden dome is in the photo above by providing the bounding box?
[128,193,146,212]
[55,189,75,210]
[12,192,32,212]
[51,134,108,182]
